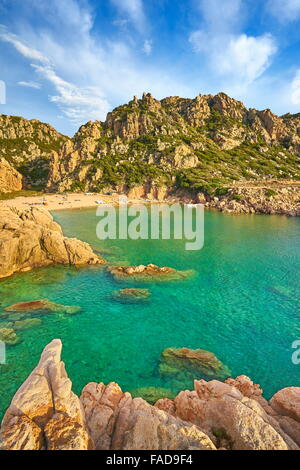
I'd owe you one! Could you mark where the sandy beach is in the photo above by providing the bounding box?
[0,192,158,212]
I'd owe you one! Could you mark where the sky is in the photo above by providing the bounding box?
[0,0,300,136]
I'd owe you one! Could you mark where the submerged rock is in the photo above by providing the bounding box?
[159,347,231,381]
[130,386,175,404]
[4,299,81,316]
[0,328,20,345]
[108,264,193,282]
[13,318,42,331]
[112,288,151,303]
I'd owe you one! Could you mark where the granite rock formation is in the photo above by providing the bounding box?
[1,340,300,451]
[0,206,104,279]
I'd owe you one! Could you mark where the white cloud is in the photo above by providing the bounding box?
[190,0,277,90]
[291,70,300,104]
[17,81,42,89]
[267,0,300,22]
[142,39,152,55]
[110,0,146,33]
[0,25,49,63]
[32,65,110,122]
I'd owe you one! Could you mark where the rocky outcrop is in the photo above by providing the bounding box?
[0,158,23,193]
[1,341,300,450]
[107,264,193,282]
[155,376,300,450]
[0,114,67,189]
[198,183,300,216]
[0,339,92,450]
[0,206,104,279]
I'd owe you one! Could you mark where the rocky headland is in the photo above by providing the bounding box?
[0,339,299,451]
[0,206,104,279]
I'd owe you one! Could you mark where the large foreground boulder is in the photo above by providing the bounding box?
[0,206,104,278]
[0,339,92,450]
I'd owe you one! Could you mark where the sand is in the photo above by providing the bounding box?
[0,192,156,212]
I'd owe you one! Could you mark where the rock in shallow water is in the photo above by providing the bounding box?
[159,347,231,382]
[111,288,151,303]
[13,318,42,331]
[0,327,20,345]
[4,299,81,316]
[108,264,193,282]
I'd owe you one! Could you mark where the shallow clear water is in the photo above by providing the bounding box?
[1,207,300,418]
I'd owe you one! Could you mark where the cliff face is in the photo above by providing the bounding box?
[1,340,299,450]
[46,92,300,194]
[0,206,104,279]
[0,115,67,190]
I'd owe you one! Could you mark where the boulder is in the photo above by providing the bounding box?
[0,339,92,450]
[0,206,104,279]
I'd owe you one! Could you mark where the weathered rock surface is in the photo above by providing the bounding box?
[0,158,23,193]
[1,340,300,451]
[108,264,193,282]
[156,376,300,450]
[0,206,104,279]
[0,339,92,450]
[80,382,216,450]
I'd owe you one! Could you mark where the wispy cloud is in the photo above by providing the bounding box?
[110,0,146,33]
[0,25,49,63]
[32,64,110,121]
[17,80,41,89]
[267,0,300,22]
[142,39,152,55]
[190,0,277,92]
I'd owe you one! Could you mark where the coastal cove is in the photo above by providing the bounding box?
[0,207,300,420]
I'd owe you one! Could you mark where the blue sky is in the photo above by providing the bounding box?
[0,0,300,136]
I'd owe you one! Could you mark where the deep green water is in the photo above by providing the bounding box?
[0,207,300,418]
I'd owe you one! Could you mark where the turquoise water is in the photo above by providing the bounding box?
[1,207,300,418]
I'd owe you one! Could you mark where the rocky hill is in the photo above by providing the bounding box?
[47,92,300,197]
[1,339,299,450]
[0,115,67,190]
